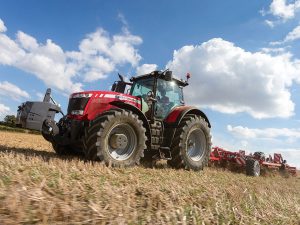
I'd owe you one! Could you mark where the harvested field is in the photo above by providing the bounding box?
[0,131,299,224]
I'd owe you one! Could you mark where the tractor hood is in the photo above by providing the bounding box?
[67,91,141,120]
[69,91,141,105]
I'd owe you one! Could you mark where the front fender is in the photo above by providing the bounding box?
[109,101,152,148]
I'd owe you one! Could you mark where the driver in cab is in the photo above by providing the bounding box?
[156,85,170,118]
[159,89,169,105]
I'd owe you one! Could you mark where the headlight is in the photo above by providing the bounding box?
[71,110,84,115]
[72,93,93,98]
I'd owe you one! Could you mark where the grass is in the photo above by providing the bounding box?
[0,125,40,134]
[0,131,299,224]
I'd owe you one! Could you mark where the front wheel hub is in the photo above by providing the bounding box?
[107,123,137,161]
[109,134,128,149]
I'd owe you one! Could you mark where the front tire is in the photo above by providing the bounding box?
[167,115,211,171]
[84,109,147,167]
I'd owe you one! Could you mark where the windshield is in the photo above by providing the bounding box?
[156,79,183,107]
[130,77,184,118]
[130,78,154,97]
[155,79,184,118]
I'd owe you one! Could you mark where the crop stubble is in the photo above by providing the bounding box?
[0,131,299,224]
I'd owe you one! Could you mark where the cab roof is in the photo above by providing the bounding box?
[130,70,189,87]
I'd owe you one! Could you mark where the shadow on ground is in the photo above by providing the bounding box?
[0,145,85,163]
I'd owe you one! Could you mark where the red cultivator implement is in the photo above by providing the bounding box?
[262,153,297,176]
[209,147,246,169]
[210,147,297,177]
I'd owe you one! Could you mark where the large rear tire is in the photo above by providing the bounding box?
[245,158,260,176]
[83,109,147,167]
[167,115,211,171]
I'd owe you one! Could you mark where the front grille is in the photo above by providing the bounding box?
[67,98,90,115]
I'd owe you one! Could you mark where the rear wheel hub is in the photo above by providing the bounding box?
[186,128,206,162]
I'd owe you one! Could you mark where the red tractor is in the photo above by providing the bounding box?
[17,70,212,170]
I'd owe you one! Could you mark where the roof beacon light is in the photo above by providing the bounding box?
[186,72,191,81]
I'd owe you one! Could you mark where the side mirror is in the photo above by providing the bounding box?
[165,71,173,81]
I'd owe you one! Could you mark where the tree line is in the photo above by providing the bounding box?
[0,115,17,127]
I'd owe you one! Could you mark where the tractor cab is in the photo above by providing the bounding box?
[112,70,188,120]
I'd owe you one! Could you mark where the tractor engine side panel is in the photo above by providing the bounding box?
[85,92,142,121]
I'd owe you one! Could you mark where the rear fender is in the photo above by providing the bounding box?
[165,106,211,128]
[164,106,211,148]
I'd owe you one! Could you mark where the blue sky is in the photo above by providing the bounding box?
[0,0,300,168]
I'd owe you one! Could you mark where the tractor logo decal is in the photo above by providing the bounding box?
[102,94,141,104]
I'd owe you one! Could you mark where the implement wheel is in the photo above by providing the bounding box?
[246,158,260,176]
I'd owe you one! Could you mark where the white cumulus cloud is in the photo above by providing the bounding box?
[17,31,39,50]
[136,64,158,75]
[262,0,300,27]
[264,20,275,28]
[0,19,6,32]
[0,103,10,114]
[269,0,300,21]
[166,38,300,119]
[74,28,142,82]
[0,81,29,101]
[227,125,300,139]
[0,103,10,120]
[261,46,289,54]
[0,18,143,94]
[270,25,300,45]
[284,25,300,42]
